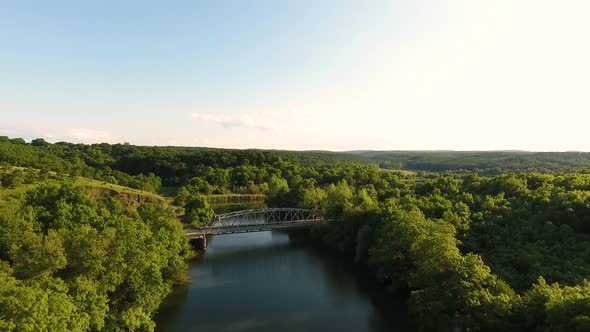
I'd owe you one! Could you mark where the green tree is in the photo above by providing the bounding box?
[1,170,25,189]
[302,186,326,209]
[324,180,354,220]
[30,138,50,147]
[184,194,214,228]
[267,175,289,199]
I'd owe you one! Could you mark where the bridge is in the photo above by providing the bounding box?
[185,208,324,249]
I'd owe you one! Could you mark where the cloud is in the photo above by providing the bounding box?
[0,126,115,144]
[41,128,115,144]
[187,107,396,150]
[191,112,281,133]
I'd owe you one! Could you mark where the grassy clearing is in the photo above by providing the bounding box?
[0,182,44,202]
[0,168,166,205]
[73,177,164,200]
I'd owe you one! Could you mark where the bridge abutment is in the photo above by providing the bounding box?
[189,235,207,251]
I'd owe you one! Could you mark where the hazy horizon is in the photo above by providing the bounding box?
[5,135,590,154]
[2,1,589,151]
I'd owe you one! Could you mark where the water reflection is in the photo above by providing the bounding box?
[155,231,413,332]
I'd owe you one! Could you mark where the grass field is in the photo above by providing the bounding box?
[0,168,166,205]
[74,177,164,200]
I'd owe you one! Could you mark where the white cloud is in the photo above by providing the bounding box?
[191,112,281,133]
[0,126,115,144]
[46,128,115,144]
[187,107,394,150]
[66,128,113,143]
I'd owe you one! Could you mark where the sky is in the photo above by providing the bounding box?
[1,0,589,151]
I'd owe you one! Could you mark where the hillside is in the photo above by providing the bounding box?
[348,150,590,174]
[0,166,167,207]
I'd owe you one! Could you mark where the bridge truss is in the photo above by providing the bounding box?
[186,208,323,236]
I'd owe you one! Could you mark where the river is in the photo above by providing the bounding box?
[155,230,414,332]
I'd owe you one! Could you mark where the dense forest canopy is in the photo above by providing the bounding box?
[1,137,590,331]
[0,180,190,331]
[352,150,590,174]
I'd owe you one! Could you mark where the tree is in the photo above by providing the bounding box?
[173,186,190,206]
[187,177,213,194]
[267,175,289,199]
[1,170,25,189]
[324,180,354,220]
[31,138,50,147]
[184,194,214,228]
[302,186,326,209]
[516,277,590,331]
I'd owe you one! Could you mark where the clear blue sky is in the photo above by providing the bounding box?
[2,1,589,150]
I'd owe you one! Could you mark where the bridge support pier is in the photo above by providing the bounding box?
[189,235,207,251]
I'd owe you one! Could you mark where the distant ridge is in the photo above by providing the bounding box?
[342,150,590,175]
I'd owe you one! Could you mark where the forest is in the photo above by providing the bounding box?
[1,137,590,331]
[354,150,590,175]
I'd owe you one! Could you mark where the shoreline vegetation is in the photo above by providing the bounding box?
[1,137,590,331]
[204,193,266,206]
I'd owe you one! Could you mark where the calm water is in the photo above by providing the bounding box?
[155,231,413,332]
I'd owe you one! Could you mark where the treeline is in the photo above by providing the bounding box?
[0,137,368,194]
[4,137,590,196]
[5,137,590,188]
[0,138,162,193]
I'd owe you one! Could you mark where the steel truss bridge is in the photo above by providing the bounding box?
[185,208,323,238]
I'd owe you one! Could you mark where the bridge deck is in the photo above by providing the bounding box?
[185,221,319,237]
